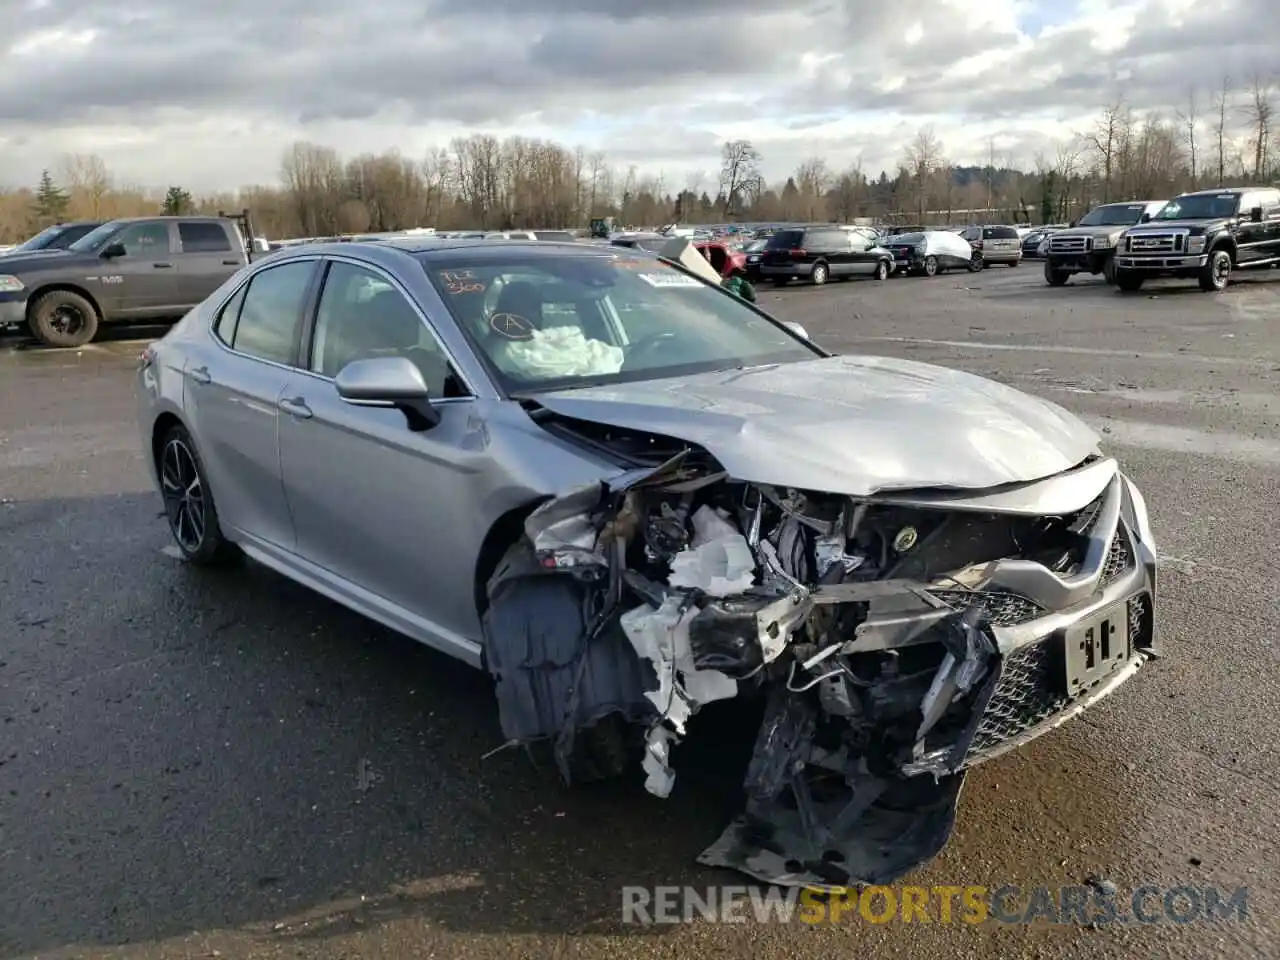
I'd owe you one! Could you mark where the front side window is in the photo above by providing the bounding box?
[114,222,172,257]
[225,261,314,365]
[309,261,465,396]
[421,252,818,394]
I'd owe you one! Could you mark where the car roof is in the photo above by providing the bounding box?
[1179,187,1249,196]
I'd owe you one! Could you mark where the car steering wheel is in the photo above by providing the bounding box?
[624,331,681,367]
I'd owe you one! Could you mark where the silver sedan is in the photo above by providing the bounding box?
[137,238,1159,889]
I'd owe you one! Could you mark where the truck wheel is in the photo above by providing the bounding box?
[28,289,100,348]
[1044,262,1069,286]
[1103,258,1117,284]
[1198,249,1231,292]
[1114,270,1144,292]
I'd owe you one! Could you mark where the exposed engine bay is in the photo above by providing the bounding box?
[481,418,1159,888]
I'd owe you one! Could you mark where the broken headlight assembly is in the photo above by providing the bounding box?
[480,447,1158,889]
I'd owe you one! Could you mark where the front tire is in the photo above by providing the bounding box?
[872,259,889,281]
[1115,269,1144,292]
[1044,261,1069,286]
[28,290,99,348]
[158,425,240,565]
[967,252,983,272]
[1103,257,1117,284]
[811,262,829,285]
[1199,249,1231,292]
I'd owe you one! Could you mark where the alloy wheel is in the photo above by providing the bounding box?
[161,437,206,553]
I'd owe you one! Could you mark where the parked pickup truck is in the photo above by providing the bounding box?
[1043,201,1166,285]
[1113,186,1280,292]
[0,214,255,347]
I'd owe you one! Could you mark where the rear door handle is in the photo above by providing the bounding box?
[221,259,240,266]
[188,365,211,384]
[278,396,312,418]
[153,262,173,268]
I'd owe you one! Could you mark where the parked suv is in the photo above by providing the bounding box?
[959,225,1022,267]
[1114,187,1280,292]
[1043,201,1165,286]
[759,226,892,285]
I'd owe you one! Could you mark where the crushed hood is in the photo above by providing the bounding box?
[532,354,1100,496]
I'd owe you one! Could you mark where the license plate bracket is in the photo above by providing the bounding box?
[1062,602,1130,695]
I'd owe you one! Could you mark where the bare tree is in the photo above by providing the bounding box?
[903,126,943,220]
[1086,100,1130,200]
[1212,75,1232,185]
[718,140,762,217]
[1176,87,1199,187]
[59,153,111,218]
[794,157,831,221]
[1243,70,1274,179]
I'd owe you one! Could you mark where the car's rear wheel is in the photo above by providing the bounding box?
[1198,249,1231,292]
[158,424,240,565]
[1008,258,1019,267]
[811,262,829,285]
[28,290,99,348]
[923,255,938,277]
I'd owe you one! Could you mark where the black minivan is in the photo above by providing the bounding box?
[759,226,892,285]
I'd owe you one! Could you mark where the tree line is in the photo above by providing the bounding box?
[2,74,1275,244]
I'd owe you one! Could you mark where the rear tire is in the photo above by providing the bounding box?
[967,252,983,272]
[1103,258,1117,284]
[1198,249,1231,292]
[1008,258,1019,267]
[158,424,241,565]
[1115,270,1144,292]
[811,262,829,285]
[923,255,938,277]
[28,289,99,348]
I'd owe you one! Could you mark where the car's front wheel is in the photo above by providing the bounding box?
[1199,249,1232,292]
[28,289,99,348]
[1114,269,1145,291]
[873,259,889,280]
[158,424,240,565]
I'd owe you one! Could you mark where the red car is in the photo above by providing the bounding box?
[694,241,748,278]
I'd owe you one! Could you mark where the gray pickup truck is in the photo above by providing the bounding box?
[0,214,255,347]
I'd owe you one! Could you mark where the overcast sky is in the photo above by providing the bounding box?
[0,0,1272,192]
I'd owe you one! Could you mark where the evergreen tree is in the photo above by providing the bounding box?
[32,170,69,223]
[162,186,194,215]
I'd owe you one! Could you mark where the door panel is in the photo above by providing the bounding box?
[176,221,242,305]
[277,385,486,641]
[99,221,180,315]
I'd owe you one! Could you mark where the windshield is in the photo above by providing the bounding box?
[1153,194,1240,221]
[1078,203,1152,226]
[889,233,924,243]
[420,252,819,394]
[67,221,124,252]
[744,239,768,252]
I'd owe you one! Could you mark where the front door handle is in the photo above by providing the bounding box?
[188,365,211,384]
[278,396,312,419]
[153,262,173,268]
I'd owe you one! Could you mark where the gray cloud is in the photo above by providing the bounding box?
[0,0,1273,186]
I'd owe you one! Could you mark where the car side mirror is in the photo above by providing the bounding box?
[1250,206,1263,222]
[335,356,440,431]
[783,321,810,340]
[101,242,126,258]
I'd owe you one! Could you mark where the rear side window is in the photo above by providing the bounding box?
[179,222,232,252]
[983,226,1018,239]
[223,261,315,365]
[766,230,804,249]
[806,230,848,249]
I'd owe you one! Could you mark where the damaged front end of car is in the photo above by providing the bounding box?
[480,430,1158,889]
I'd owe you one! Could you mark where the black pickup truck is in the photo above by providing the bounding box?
[0,213,256,346]
[1113,186,1280,292]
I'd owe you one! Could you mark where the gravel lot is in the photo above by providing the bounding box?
[1,264,1277,959]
